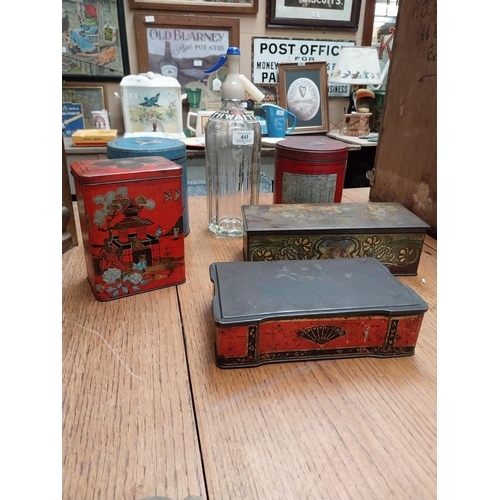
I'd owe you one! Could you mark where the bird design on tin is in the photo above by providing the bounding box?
[164,189,181,202]
[297,325,347,345]
[139,93,160,107]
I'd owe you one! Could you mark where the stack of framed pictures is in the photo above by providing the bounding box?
[62,84,106,136]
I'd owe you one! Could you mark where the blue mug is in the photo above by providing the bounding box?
[262,104,296,138]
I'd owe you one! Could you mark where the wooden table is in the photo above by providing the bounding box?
[63,188,437,500]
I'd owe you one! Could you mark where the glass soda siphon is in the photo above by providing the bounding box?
[204,47,263,237]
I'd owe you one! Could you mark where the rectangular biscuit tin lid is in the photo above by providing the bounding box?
[210,258,428,326]
[70,156,182,185]
[242,203,430,234]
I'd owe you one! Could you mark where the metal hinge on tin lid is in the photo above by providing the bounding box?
[366,168,376,186]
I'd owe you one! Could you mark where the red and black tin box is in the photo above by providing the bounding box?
[242,202,430,276]
[210,258,428,368]
[71,156,185,301]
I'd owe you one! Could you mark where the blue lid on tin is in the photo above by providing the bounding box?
[107,136,186,160]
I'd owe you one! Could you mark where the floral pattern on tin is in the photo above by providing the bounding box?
[248,233,424,271]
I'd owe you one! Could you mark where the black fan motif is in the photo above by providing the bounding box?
[297,325,347,345]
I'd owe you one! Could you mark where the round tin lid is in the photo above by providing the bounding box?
[107,136,186,160]
[275,135,348,161]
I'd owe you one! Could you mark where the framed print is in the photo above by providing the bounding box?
[266,0,361,31]
[278,62,329,134]
[62,0,130,81]
[134,14,239,88]
[129,0,258,15]
[62,84,106,130]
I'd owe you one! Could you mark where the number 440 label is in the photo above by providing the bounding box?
[232,130,254,145]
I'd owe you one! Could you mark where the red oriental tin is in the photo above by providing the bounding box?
[210,258,428,368]
[273,136,348,204]
[71,156,185,301]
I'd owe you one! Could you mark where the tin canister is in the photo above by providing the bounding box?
[273,136,348,204]
[116,73,184,137]
[210,258,428,368]
[70,156,185,301]
[107,137,190,236]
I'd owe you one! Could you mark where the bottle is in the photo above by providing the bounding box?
[161,41,178,79]
[204,47,263,237]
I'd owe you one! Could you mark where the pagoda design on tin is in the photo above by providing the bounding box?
[90,185,184,300]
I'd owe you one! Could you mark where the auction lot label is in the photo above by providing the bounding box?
[252,37,355,97]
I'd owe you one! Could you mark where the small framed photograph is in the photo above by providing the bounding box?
[267,0,361,31]
[62,84,107,130]
[134,14,239,88]
[278,62,329,134]
[129,0,258,15]
[62,0,130,81]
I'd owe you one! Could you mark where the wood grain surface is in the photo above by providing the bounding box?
[62,216,205,500]
[63,188,437,499]
[178,189,437,500]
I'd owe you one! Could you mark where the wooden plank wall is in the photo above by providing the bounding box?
[370,0,437,236]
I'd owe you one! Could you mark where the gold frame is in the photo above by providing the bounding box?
[278,62,329,135]
[62,83,107,129]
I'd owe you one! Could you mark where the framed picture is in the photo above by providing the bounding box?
[129,0,258,15]
[62,84,107,130]
[62,0,130,81]
[134,14,240,88]
[266,0,361,31]
[278,62,329,134]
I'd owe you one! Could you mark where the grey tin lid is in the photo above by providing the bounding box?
[210,258,428,325]
[242,202,430,234]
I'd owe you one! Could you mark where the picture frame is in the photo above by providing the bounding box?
[278,62,329,134]
[62,0,130,81]
[62,84,107,130]
[129,0,258,15]
[361,0,376,46]
[266,0,361,31]
[134,14,240,88]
